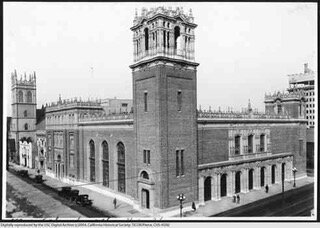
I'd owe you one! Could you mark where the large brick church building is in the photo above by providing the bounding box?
[9,7,308,214]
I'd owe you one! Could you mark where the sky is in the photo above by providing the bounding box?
[3,2,317,115]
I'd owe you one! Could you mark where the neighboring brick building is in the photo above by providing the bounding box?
[9,7,309,215]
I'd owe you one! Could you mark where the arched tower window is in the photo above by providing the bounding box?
[260,134,265,152]
[117,142,126,193]
[140,171,149,180]
[24,123,28,130]
[27,91,32,103]
[235,135,241,155]
[24,110,27,117]
[248,134,253,153]
[89,140,95,182]
[144,28,149,51]
[102,141,109,187]
[174,26,181,50]
[18,91,24,103]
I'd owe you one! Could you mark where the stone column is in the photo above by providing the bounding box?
[170,32,174,55]
[227,170,234,196]
[199,176,205,205]
[254,167,261,189]
[190,37,195,60]
[159,29,163,53]
[276,163,281,183]
[286,159,293,181]
[211,173,217,200]
[266,165,272,186]
[216,173,221,200]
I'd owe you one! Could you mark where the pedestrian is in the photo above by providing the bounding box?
[233,193,237,203]
[265,184,269,193]
[192,202,196,211]
[236,194,240,204]
[113,197,117,209]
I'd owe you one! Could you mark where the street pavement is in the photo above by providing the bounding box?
[8,163,148,218]
[6,171,84,219]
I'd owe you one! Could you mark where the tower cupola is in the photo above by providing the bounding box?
[130,6,197,67]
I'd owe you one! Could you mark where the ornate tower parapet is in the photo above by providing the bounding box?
[264,90,306,119]
[130,6,197,66]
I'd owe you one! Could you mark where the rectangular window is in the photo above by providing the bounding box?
[143,150,146,163]
[143,150,150,165]
[180,150,184,175]
[176,149,184,177]
[147,150,150,165]
[234,136,241,155]
[144,92,148,112]
[176,150,180,177]
[177,91,182,111]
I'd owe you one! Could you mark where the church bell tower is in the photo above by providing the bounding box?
[130,7,199,210]
[11,70,37,167]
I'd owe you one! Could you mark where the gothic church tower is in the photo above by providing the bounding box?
[130,7,199,210]
[11,70,37,168]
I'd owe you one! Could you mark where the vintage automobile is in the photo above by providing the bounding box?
[34,175,43,183]
[76,194,93,207]
[58,186,72,197]
[18,170,29,177]
[69,189,80,202]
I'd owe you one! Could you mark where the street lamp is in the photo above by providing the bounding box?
[176,193,186,218]
[292,167,297,187]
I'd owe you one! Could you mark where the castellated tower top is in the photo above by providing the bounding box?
[11,70,36,88]
[130,6,198,67]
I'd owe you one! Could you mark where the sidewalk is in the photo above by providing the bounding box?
[7,163,314,218]
[8,163,148,218]
[184,176,314,217]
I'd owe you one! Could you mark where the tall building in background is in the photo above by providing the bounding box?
[287,63,316,127]
[10,70,37,168]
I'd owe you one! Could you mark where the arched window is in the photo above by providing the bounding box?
[24,123,28,130]
[89,140,95,182]
[144,28,149,51]
[234,135,241,155]
[248,134,253,153]
[24,110,27,117]
[260,134,265,152]
[174,26,180,50]
[117,142,126,193]
[27,91,32,103]
[140,171,149,180]
[102,141,109,187]
[18,91,24,103]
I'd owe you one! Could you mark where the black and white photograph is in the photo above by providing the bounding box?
[2,1,317,223]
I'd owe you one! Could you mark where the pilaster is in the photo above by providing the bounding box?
[199,176,205,205]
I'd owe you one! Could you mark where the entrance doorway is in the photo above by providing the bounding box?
[248,169,254,190]
[220,174,227,197]
[204,177,212,201]
[235,171,241,193]
[141,189,150,209]
[260,167,265,186]
[271,165,276,184]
